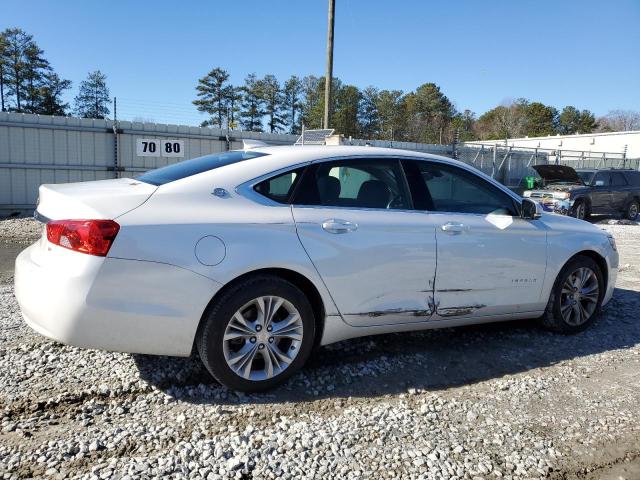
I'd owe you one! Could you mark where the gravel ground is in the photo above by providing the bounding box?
[1,218,639,480]
[0,219,41,245]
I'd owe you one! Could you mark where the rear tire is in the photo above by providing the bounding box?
[196,275,315,393]
[626,200,639,221]
[539,255,604,333]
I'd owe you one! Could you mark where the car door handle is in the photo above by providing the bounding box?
[441,222,469,234]
[322,219,358,234]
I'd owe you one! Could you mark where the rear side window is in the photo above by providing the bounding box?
[292,158,411,210]
[611,172,628,186]
[254,167,304,204]
[137,150,268,186]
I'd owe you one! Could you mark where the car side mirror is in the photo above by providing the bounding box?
[594,180,604,186]
[521,198,542,220]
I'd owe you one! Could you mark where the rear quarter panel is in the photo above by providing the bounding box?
[109,188,340,316]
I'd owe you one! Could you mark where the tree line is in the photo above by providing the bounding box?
[2,28,639,141]
[0,28,112,119]
[194,67,640,142]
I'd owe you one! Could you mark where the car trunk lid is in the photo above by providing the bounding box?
[36,178,157,221]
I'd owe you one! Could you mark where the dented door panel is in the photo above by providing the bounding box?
[292,206,438,327]
[433,213,548,319]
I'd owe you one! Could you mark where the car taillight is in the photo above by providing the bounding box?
[46,220,120,256]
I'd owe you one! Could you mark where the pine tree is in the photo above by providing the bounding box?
[3,28,36,112]
[37,73,71,116]
[450,109,477,142]
[226,86,241,129]
[299,76,342,129]
[300,75,322,129]
[0,28,69,115]
[333,85,361,137]
[359,86,379,138]
[239,74,265,132]
[376,90,405,140]
[283,75,302,134]
[193,68,233,128]
[522,102,558,137]
[23,42,51,113]
[0,32,7,112]
[74,70,110,119]
[261,74,284,133]
[404,83,455,143]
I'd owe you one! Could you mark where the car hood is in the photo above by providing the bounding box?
[532,165,584,184]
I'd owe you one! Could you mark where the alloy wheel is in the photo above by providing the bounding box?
[560,267,599,326]
[222,296,304,381]
[628,203,638,220]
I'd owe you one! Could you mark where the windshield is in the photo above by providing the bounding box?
[576,170,595,185]
[137,150,268,186]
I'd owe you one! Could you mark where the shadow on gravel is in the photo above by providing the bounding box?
[133,287,640,405]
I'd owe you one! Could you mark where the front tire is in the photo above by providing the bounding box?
[573,200,588,221]
[626,200,639,221]
[539,255,604,333]
[196,275,316,392]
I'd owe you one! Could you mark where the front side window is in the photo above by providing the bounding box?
[137,150,268,186]
[403,160,517,215]
[293,159,410,210]
[577,170,596,185]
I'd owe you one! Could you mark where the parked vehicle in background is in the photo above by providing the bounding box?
[15,146,618,392]
[523,165,640,220]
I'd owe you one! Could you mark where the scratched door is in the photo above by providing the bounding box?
[400,158,548,321]
[291,157,438,327]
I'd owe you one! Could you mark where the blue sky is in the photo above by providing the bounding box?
[3,0,639,125]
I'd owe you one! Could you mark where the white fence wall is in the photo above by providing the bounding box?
[0,112,297,211]
[0,112,551,214]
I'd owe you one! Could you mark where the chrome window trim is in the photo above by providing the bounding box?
[235,161,312,207]
[236,153,525,216]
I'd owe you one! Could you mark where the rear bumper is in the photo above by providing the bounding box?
[15,243,221,356]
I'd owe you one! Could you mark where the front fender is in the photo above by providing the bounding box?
[540,222,618,305]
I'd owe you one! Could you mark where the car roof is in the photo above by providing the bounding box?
[247,144,465,168]
[156,144,521,203]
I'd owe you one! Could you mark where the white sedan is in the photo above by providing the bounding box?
[15,146,618,392]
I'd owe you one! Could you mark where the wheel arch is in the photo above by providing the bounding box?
[565,249,608,291]
[574,195,591,209]
[623,194,639,210]
[193,267,327,354]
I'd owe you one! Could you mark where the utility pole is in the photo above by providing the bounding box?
[323,0,336,130]
[112,97,120,179]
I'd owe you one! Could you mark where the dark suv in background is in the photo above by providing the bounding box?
[523,165,640,220]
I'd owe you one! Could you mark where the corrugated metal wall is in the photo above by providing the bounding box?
[0,112,549,213]
[0,112,297,211]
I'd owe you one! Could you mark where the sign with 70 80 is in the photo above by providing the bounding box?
[136,139,184,157]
